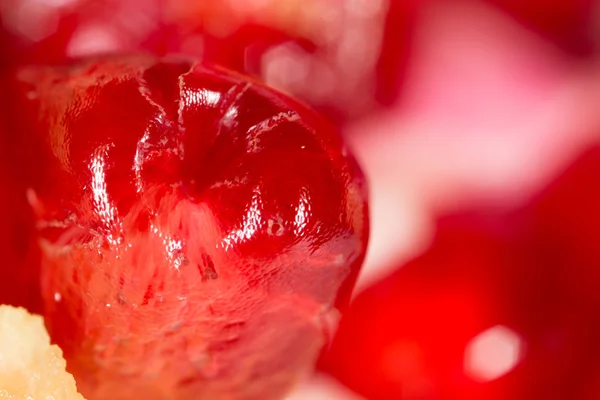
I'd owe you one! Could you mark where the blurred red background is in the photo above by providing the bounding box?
[3,0,600,398]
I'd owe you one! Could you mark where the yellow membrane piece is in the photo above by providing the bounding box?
[0,305,86,400]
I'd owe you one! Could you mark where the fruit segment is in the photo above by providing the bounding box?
[0,305,86,400]
[7,56,368,400]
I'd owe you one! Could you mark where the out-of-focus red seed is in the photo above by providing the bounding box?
[321,143,600,400]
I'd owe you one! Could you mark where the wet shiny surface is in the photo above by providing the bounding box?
[8,56,368,400]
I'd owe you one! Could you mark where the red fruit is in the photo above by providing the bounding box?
[8,56,368,400]
[320,206,600,399]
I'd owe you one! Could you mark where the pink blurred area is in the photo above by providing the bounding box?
[348,0,600,292]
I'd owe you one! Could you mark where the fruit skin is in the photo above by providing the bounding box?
[8,56,368,400]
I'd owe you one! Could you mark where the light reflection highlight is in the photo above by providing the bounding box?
[294,188,311,236]
[2,0,61,42]
[222,186,263,250]
[66,24,123,58]
[464,325,523,382]
[182,87,222,109]
[90,144,118,230]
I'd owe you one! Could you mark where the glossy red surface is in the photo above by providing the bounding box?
[8,56,368,400]
[320,143,600,399]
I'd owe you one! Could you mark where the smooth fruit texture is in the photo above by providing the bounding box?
[527,145,600,311]
[320,142,600,400]
[0,305,86,399]
[0,164,40,311]
[320,212,547,400]
[486,0,594,56]
[0,99,41,312]
[523,144,600,400]
[7,56,368,400]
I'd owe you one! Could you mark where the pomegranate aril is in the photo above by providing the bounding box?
[9,56,368,400]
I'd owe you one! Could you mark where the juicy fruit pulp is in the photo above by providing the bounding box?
[8,56,368,400]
